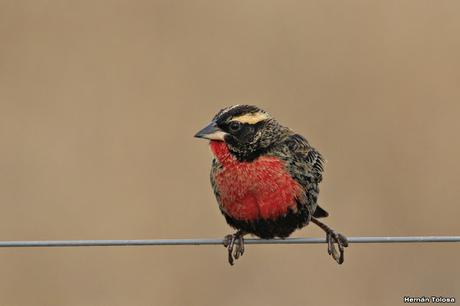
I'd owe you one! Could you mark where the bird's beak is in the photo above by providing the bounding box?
[194,122,227,141]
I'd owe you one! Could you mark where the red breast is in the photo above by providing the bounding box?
[210,141,303,221]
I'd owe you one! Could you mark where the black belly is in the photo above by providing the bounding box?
[222,204,311,239]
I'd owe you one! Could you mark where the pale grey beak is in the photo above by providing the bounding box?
[194,122,227,141]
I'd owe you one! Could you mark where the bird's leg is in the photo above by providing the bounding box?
[223,230,246,265]
[311,217,349,264]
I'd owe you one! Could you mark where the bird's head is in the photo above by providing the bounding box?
[194,105,285,161]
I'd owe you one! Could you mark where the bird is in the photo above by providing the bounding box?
[194,105,348,265]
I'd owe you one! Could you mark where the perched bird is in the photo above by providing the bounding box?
[195,105,348,265]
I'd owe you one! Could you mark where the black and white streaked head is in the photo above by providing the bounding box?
[194,105,287,161]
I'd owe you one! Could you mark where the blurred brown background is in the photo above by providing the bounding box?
[1,1,459,305]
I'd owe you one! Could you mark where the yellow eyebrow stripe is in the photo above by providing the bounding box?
[230,112,270,124]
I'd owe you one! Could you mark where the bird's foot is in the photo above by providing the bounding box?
[223,231,245,265]
[311,217,349,265]
[326,230,349,264]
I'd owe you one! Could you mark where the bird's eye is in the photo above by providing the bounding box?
[229,121,242,132]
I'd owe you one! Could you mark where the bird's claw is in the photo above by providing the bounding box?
[223,232,245,265]
[326,230,348,264]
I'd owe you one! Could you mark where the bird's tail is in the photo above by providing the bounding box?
[313,205,329,218]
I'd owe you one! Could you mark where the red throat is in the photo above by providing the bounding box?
[209,140,303,221]
[209,141,233,166]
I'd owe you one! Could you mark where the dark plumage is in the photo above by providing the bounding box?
[195,105,348,265]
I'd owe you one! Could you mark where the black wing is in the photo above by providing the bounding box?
[274,133,328,218]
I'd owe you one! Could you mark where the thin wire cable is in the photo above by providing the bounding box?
[0,236,459,248]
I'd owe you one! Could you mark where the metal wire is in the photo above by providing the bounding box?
[0,236,459,248]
